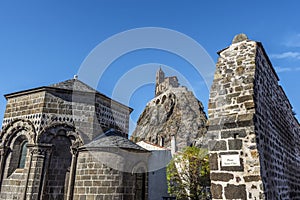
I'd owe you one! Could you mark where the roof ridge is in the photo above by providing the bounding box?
[48,78,97,92]
[83,129,148,151]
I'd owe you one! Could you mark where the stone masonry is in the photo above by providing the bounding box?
[73,150,148,200]
[208,34,300,199]
[2,79,131,142]
[73,129,150,200]
[0,78,147,200]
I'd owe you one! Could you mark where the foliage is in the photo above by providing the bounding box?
[166,146,211,200]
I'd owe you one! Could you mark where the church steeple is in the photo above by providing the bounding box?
[155,67,165,96]
[156,67,165,84]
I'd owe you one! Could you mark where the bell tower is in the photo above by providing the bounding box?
[155,68,165,96]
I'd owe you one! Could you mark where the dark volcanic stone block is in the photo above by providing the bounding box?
[211,183,223,199]
[211,172,234,182]
[225,184,246,199]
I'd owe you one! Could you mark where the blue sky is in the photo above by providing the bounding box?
[0,1,300,134]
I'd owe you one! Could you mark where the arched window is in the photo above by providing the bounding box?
[7,135,28,176]
[18,141,28,168]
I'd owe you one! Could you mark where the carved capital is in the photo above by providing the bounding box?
[70,147,79,156]
[28,144,52,156]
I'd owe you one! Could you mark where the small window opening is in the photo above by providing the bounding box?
[161,95,166,104]
[160,137,165,147]
[233,133,239,139]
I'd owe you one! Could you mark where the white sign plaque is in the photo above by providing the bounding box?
[221,154,240,167]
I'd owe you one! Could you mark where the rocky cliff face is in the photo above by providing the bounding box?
[131,86,207,151]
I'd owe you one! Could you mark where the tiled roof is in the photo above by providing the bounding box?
[49,78,97,93]
[84,129,148,152]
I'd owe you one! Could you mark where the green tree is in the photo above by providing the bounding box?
[166,146,211,200]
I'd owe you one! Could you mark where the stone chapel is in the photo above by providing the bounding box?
[0,78,150,200]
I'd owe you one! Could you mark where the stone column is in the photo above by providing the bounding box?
[24,144,52,200]
[0,146,8,191]
[66,146,78,200]
[38,145,52,200]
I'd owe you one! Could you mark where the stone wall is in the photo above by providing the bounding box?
[0,150,28,199]
[73,150,148,200]
[2,84,131,144]
[208,35,262,199]
[208,34,300,199]
[43,135,72,199]
[0,142,52,200]
[254,44,300,199]
[2,91,46,132]
[42,89,130,143]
